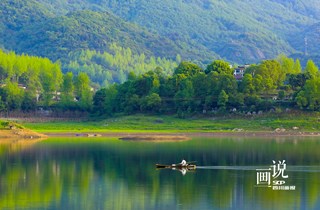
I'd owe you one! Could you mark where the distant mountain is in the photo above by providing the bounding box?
[290,22,320,56]
[2,0,320,65]
[0,0,53,45]
[0,0,216,63]
[5,10,215,62]
[34,0,320,63]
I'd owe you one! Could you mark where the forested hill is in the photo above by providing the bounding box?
[2,0,320,73]
[7,10,208,62]
[0,0,216,63]
[33,0,320,63]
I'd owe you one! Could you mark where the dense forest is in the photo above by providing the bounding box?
[92,55,320,117]
[2,0,320,66]
[65,43,179,86]
[0,0,214,64]
[0,49,92,112]
[0,49,319,116]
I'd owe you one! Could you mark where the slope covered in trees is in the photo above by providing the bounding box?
[93,55,320,117]
[2,0,320,65]
[290,23,320,56]
[65,43,179,86]
[0,1,216,65]
[4,10,210,63]
[33,0,320,63]
[0,49,93,112]
[0,48,319,115]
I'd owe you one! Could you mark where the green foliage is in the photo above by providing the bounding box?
[3,82,24,110]
[305,60,319,78]
[174,61,202,76]
[65,44,178,86]
[241,74,254,94]
[141,93,162,112]
[296,77,320,110]
[60,72,75,108]
[74,72,93,111]
[205,60,233,75]
[0,49,93,112]
[3,0,320,66]
[218,90,228,110]
[1,48,320,115]
[2,7,206,64]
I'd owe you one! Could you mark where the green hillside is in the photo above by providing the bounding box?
[2,0,320,68]
[3,10,214,63]
[33,0,320,63]
[290,22,320,56]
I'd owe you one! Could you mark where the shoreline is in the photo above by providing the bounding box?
[43,131,320,138]
[0,129,47,139]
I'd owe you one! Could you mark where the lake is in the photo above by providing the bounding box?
[0,137,320,210]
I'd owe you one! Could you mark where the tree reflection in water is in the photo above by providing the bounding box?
[0,137,319,210]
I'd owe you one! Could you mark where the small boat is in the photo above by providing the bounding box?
[156,163,196,170]
[156,161,196,175]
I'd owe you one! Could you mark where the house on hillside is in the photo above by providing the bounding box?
[233,64,250,80]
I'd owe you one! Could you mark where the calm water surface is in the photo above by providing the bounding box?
[0,137,320,210]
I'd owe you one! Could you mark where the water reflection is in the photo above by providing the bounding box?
[0,137,319,209]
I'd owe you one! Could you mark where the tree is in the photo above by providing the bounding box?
[174,61,202,76]
[217,74,238,95]
[21,91,37,111]
[256,60,282,89]
[205,60,233,75]
[103,85,118,115]
[293,59,302,74]
[253,75,264,93]
[241,74,254,94]
[191,72,208,110]
[296,77,320,110]
[218,90,228,110]
[174,79,194,111]
[287,73,309,91]
[4,82,24,110]
[277,54,295,82]
[60,72,75,108]
[40,70,55,107]
[141,93,162,112]
[93,88,107,114]
[305,60,319,78]
[74,72,93,111]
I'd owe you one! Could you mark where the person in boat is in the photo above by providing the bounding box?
[180,159,187,166]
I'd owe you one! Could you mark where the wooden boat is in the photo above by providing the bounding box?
[156,162,196,170]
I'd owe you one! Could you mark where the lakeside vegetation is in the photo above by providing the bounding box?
[0,48,319,120]
[21,114,320,133]
[3,0,320,64]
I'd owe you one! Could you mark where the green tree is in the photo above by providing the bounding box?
[103,85,118,116]
[21,91,37,111]
[305,60,319,78]
[174,61,202,76]
[141,93,162,112]
[93,88,108,114]
[296,77,320,110]
[256,60,282,89]
[74,72,93,111]
[241,74,254,94]
[60,72,75,108]
[205,60,233,75]
[174,79,194,111]
[218,90,228,110]
[293,59,302,74]
[4,82,24,110]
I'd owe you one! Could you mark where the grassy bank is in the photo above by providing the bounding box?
[0,120,46,139]
[20,114,320,133]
